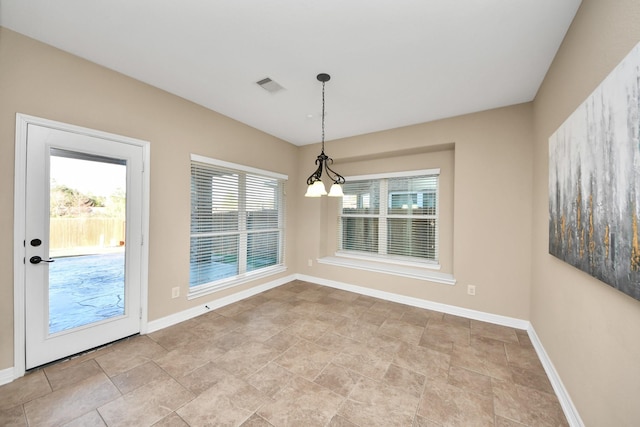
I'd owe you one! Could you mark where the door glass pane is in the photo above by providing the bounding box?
[48,149,127,334]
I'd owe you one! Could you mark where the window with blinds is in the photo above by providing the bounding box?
[338,170,439,265]
[190,155,286,293]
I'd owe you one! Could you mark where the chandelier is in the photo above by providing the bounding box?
[304,73,345,197]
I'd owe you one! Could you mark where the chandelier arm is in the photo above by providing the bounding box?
[322,156,346,184]
[306,154,326,185]
[324,163,346,184]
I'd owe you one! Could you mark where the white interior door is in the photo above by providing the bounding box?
[24,122,144,369]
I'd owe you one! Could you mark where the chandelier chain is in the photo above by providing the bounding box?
[321,80,326,153]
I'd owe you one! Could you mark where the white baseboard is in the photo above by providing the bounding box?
[146,274,296,333]
[2,271,582,427]
[527,325,584,427]
[296,274,582,426]
[295,274,529,330]
[147,272,529,335]
[0,367,14,386]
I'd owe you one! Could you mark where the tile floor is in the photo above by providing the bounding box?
[0,280,568,426]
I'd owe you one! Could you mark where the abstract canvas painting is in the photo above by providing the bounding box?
[549,41,640,301]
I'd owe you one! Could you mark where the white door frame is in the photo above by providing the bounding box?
[13,113,150,379]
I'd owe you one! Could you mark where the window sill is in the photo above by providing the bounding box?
[188,265,287,300]
[317,256,456,285]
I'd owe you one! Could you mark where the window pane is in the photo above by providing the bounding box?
[190,157,286,290]
[341,180,380,215]
[246,175,280,230]
[387,218,437,260]
[341,217,378,253]
[190,234,239,286]
[388,176,437,216]
[388,192,417,212]
[191,165,239,233]
[247,231,280,272]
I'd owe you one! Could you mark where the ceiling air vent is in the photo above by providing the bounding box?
[256,77,285,93]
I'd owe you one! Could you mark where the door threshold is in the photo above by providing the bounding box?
[26,333,140,372]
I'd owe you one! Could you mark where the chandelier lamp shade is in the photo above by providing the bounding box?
[304,73,345,197]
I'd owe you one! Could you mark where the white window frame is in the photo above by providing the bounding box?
[189,154,287,299]
[337,168,440,270]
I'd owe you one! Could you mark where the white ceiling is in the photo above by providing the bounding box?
[0,0,581,146]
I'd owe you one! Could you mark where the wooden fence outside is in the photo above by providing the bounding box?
[50,218,125,250]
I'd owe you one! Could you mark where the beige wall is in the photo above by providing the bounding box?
[1,26,535,374]
[6,3,639,422]
[531,1,640,425]
[0,28,299,369]
[296,103,534,320]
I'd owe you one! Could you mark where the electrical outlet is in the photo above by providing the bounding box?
[308,259,313,267]
[467,285,476,296]
[172,287,180,298]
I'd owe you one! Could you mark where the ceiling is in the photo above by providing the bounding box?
[0,0,581,146]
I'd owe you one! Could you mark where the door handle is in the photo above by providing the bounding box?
[30,256,54,264]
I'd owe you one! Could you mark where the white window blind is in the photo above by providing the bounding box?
[339,171,439,264]
[190,156,285,292]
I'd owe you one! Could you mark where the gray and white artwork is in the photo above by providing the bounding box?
[549,41,640,302]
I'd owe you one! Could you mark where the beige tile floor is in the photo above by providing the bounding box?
[0,280,568,426]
